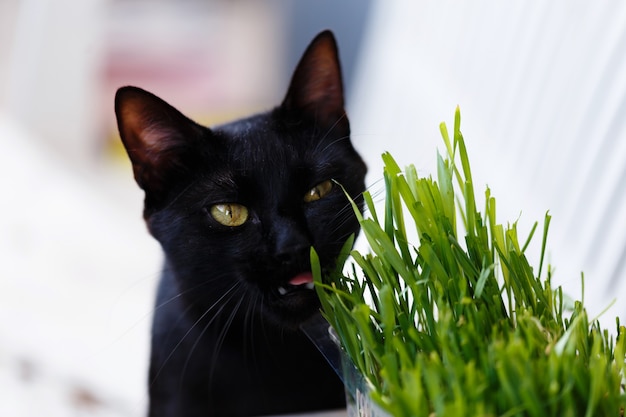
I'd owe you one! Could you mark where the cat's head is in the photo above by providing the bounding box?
[115,31,366,329]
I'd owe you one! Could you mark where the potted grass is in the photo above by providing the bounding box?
[309,108,626,416]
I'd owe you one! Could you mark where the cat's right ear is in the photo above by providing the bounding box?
[115,86,203,201]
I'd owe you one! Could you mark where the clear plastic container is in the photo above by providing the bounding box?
[330,328,391,417]
[301,315,392,416]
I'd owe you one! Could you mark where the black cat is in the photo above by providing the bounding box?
[115,31,366,416]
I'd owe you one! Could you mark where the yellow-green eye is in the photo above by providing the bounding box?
[304,180,333,203]
[210,203,249,226]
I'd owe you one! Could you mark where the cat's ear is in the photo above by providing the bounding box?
[115,86,203,200]
[281,30,345,126]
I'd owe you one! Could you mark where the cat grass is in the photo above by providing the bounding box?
[311,108,626,416]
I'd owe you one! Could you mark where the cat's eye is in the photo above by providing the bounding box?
[304,180,333,203]
[210,203,249,227]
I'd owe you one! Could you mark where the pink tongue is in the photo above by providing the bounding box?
[288,272,313,286]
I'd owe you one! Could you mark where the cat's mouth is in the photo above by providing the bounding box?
[261,270,320,328]
[276,272,315,296]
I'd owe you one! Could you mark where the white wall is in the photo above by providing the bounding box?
[350,1,626,326]
[3,0,105,162]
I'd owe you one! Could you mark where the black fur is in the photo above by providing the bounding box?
[115,31,366,416]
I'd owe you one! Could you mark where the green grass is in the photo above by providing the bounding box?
[312,107,626,416]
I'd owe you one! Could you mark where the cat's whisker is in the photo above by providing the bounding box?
[157,181,197,215]
[150,271,229,315]
[316,134,351,155]
[328,206,357,235]
[324,182,386,244]
[367,181,387,206]
[319,112,349,143]
[241,290,259,351]
[108,267,222,355]
[148,281,243,389]
[189,286,246,388]
[207,291,248,383]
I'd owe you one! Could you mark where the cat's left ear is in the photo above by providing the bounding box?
[281,30,346,126]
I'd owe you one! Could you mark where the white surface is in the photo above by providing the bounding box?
[0,116,161,416]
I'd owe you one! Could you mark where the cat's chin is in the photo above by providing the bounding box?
[263,281,321,329]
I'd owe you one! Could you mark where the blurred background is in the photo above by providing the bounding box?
[1,1,625,415]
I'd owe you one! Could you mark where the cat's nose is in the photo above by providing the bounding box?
[273,220,310,264]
